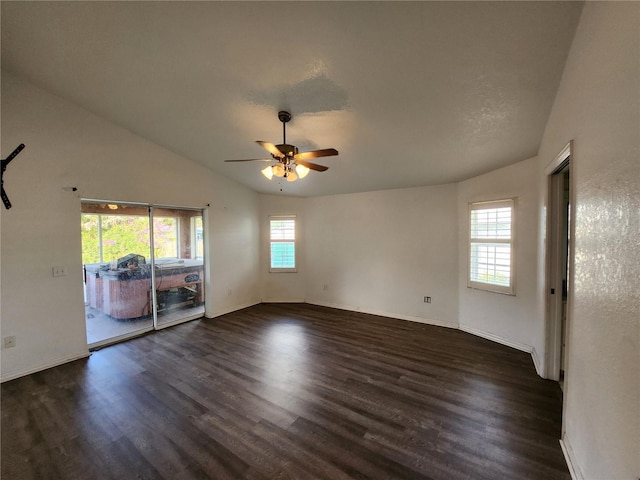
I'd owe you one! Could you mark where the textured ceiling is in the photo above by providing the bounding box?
[1,1,583,197]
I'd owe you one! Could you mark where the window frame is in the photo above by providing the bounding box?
[269,215,297,273]
[191,216,204,259]
[468,198,516,295]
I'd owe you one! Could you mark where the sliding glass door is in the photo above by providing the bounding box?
[152,208,205,327]
[81,202,205,347]
[82,203,154,345]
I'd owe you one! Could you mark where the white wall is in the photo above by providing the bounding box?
[457,156,544,366]
[2,4,638,476]
[537,3,639,479]
[303,185,459,327]
[259,194,308,302]
[0,71,261,381]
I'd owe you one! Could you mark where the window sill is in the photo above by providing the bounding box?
[467,283,515,296]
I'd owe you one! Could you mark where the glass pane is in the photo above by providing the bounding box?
[81,214,101,264]
[82,204,153,346]
[470,242,511,287]
[471,207,511,239]
[153,217,178,258]
[192,217,204,258]
[154,210,205,326]
[270,219,295,240]
[271,242,295,269]
[101,215,151,261]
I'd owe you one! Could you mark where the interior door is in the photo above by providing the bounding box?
[545,143,572,384]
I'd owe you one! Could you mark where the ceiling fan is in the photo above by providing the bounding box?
[224,111,338,182]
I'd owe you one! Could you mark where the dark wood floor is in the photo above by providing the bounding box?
[2,303,569,479]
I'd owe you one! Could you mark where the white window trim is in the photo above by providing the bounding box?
[269,215,297,273]
[468,198,516,295]
[190,216,204,259]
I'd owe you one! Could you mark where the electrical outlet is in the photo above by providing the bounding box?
[3,336,16,349]
[52,266,67,277]
[323,284,329,291]
[227,289,232,296]
[424,296,432,303]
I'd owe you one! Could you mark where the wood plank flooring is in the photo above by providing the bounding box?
[1,303,569,479]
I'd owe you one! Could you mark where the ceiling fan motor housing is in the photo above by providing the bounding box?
[276,144,298,159]
[224,109,337,178]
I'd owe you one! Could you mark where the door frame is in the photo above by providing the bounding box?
[544,141,575,381]
[81,199,207,348]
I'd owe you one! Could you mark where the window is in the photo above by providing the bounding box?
[191,216,204,259]
[269,216,296,272]
[468,199,515,294]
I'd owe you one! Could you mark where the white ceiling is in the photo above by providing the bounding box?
[1,1,583,197]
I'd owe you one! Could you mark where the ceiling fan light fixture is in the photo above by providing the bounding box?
[295,164,310,179]
[286,170,298,182]
[261,166,274,179]
[273,164,285,177]
[224,111,338,184]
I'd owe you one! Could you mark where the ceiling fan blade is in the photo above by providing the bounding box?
[296,160,329,172]
[256,141,284,158]
[224,158,273,162]
[295,148,338,160]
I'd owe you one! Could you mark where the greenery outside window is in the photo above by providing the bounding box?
[81,213,178,264]
[468,199,515,295]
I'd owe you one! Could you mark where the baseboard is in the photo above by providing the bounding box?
[261,298,306,304]
[560,435,584,480]
[2,303,258,382]
[531,346,544,377]
[0,304,540,385]
[307,300,459,330]
[205,300,261,319]
[1,350,91,383]
[459,324,533,354]
[309,304,541,373]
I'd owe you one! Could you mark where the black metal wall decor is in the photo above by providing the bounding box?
[1,143,25,209]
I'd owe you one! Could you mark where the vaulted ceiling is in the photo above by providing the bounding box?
[1,1,583,197]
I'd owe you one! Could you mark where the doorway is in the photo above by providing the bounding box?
[81,201,205,347]
[545,142,574,384]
